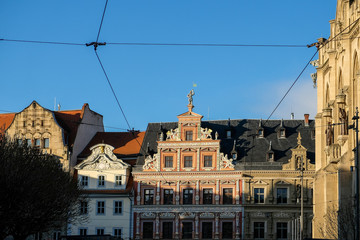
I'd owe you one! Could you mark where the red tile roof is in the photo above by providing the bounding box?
[0,113,15,135]
[79,131,145,158]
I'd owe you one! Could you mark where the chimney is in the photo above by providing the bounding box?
[291,113,294,120]
[304,114,309,127]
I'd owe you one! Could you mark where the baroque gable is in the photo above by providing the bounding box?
[75,144,130,170]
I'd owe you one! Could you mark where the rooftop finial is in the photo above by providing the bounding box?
[269,141,272,151]
[187,89,195,112]
[297,132,302,145]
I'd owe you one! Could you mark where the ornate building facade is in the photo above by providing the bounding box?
[1,101,104,171]
[70,131,144,239]
[133,92,315,240]
[312,0,360,238]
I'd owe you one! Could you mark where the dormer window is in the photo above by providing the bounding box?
[278,128,286,139]
[232,153,237,160]
[268,152,274,161]
[226,130,231,139]
[258,128,264,138]
[185,131,193,141]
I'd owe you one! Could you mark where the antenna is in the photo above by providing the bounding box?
[208,106,210,120]
[54,97,56,111]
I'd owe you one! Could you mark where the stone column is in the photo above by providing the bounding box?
[215,213,220,239]
[177,149,181,171]
[136,213,140,239]
[176,181,180,205]
[196,180,200,204]
[195,213,199,239]
[215,180,220,204]
[137,181,141,205]
[156,181,160,205]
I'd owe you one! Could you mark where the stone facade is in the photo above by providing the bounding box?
[3,101,104,171]
[313,0,360,238]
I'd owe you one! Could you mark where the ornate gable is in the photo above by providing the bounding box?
[75,144,130,170]
[283,133,314,171]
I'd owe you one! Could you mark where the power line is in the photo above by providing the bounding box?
[0,38,84,46]
[264,16,360,126]
[96,0,109,43]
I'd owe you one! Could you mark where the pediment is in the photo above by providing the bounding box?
[177,111,203,117]
[275,180,291,185]
[75,144,130,170]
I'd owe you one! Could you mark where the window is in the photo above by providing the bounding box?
[223,188,233,204]
[79,228,87,236]
[96,228,105,235]
[98,175,105,187]
[52,231,61,240]
[183,189,193,204]
[276,222,288,240]
[114,201,122,214]
[162,222,173,239]
[144,189,154,205]
[182,222,193,239]
[97,201,105,214]
[202,222,213,239]
[80,201,88,214]
[185,131,193,141]
[32,121,35,127]
[164,189,173,205]
[226,130,231,139]
[280,129,285,138]
[184,156,193,168]
[268,152,274,161]
[80,176,88,187]
[23,121,26,127]
[35,139,40,147]
[203,189,213,204]
[254,222,265,239]
[26,139,32,146]
[222,222,233,239]
[254,188,265,203]
[277,188,288,204]
[113,228,122,238]
[143,222,153,239]
[44,138,49,148]
[258,129,264,138]
[115,175,122,186]
[165,156,173,168]
[203,156,212,167]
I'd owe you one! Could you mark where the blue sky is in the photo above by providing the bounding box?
[0,0,337,131]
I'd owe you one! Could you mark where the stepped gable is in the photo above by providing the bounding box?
[136,119,315,168]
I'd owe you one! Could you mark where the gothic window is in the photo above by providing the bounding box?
[26,139,32,146]
[276,188,288,204]
[165,156,173,168]
[162,222,173,239]
[185,131,193,141]
[183,188,193,204]
[254,222,265,239]
[276,222,288,240]
[222,222,233,239]
[182,222,193,239]
[254,188,265,204]
[164,189,174,204]
[203,189,213,204]
[223,188,233,204]
[184,156,193,168]
[144,189,154,205]
[203,155,212,167]
[202,222,213,239]
[143,222,154,239]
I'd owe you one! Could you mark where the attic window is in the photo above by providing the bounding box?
[278,128,286,138]
[258,128,264,138]
[226,130,231,139]
[232,153,237,160]
[268,152,274,162]
[185,131,193,141]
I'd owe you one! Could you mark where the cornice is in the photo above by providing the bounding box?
[133,205,243,213]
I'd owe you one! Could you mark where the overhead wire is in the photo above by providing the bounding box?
[263,16,360,126]
[0,38,84,46]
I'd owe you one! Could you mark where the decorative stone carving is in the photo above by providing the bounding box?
[274,212,290,218]
[179,212,195,218]
[200,212,214,218]
[250,211,265,218]
[220,212,235,218]
[166,128,180,140]
[200,127,212,140]
[75,144,130,170]
[141,212,156,218]
[143,154,158,170]
[160,212,175,218]
[220,153,235,169]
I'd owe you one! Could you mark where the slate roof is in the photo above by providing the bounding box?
[136,119,315,170]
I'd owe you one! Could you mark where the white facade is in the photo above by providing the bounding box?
[71,144,133,239]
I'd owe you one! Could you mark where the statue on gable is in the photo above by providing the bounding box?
[339,108,348,135]
[200,127,212,139]
[187,89,195,105]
